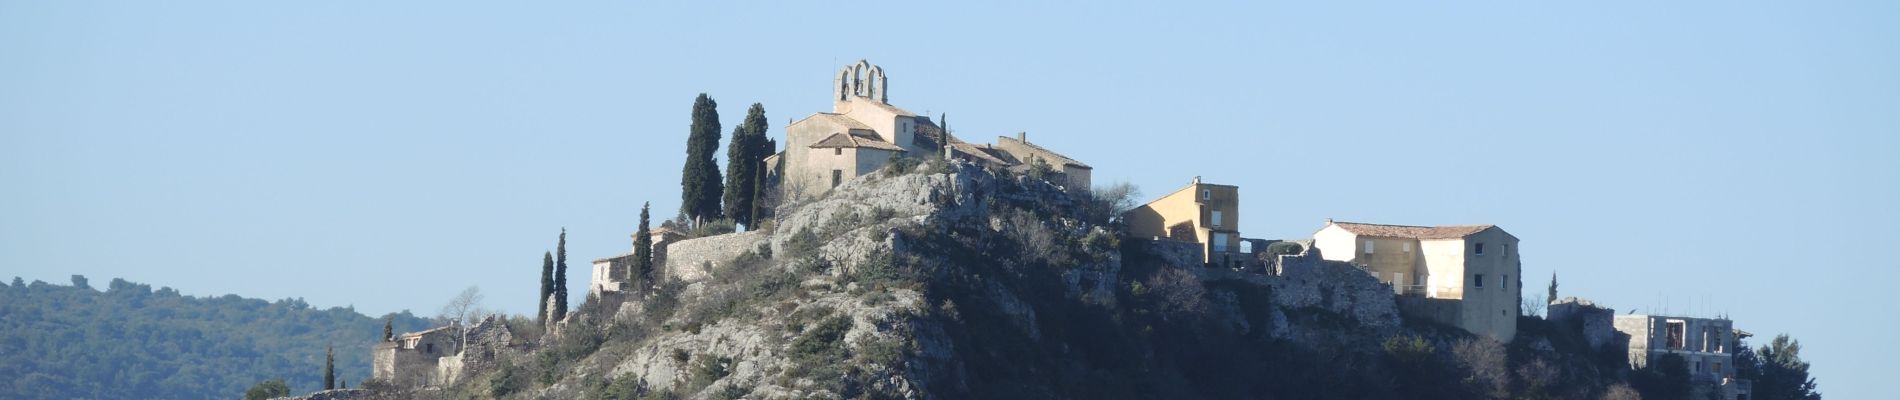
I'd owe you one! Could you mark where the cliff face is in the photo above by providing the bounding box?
[407,160,1630,400]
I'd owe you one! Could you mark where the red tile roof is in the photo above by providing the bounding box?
[1330,221,1495,239]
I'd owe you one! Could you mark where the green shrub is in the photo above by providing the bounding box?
[1268,241,1303,255]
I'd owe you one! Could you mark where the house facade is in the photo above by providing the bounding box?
[589,226,685,297]
[1311,220,1520,342]
[1123,178,1244,266]
[371,326,458,387]
[778,60,1090,201]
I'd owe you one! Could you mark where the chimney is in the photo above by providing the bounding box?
[1017,131,1026,142]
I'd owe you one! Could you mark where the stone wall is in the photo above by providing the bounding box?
[1548,297,1615,352]
[1251,245,1401,333]
[662,230,770,283]
[1146,239,1205,269]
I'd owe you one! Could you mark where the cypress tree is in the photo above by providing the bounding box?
[1547,272,1559,304]
[725,103,771,229]
[382,317,392,341]
[633,202,654,288]
[323,345,335,390]
[681,94,725,223]
[538,251,553,324]
[554,228,568,321]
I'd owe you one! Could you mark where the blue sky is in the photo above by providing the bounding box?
[2,1,1893,396]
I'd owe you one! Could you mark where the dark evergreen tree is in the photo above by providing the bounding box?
[681,93,725,223]
[538,251,553,324]
[322,345,334,390]
[9,277,21,288]
[1547,272,1558,303]
[633,202,654,288]
[1754,334,1821,400]
[724,103,771,229]
[554,228,568,321]
[382,317,393,341]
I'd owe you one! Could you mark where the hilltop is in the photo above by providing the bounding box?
[356,159,1655,399]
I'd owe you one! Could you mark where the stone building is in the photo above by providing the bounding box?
[1311,220,1520,342]
[1613,314,1752,399]
[589,226,686,297]
[371,326,458,387]
[371,317,514,388]
[1122,177,1245,267]
[778,59,1090,201]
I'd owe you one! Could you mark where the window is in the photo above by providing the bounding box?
[1212,233,1229,252]
[831,170,843,188]
[1364,240,1375,254]
[834,148,842,155]
[1475,242,1485,255]
[1713,362,1723,374]
[1666,320,1686,350]
[425,343,434,354]
[1502,274,1509,288]
[1201,189,1211,200]
[1473,274,1485,288]
[1211,211,1223,227]
[1402,242,1411,252]
[1393,273,1404,293]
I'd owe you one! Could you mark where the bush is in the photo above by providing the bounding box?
[1267,241,1303,255]
[243,379,288,400]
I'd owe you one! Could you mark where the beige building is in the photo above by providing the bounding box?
[1123,178,1243,267]
[1311,221,1520,342]
[778,60,1090,200]
[372,326,458,387]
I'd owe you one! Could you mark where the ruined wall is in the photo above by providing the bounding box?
[663,230,770,283]
[1548,297,1616,352]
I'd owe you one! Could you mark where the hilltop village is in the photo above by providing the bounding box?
[360,60,1760,400]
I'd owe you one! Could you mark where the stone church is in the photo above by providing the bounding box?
[774,60,1091,201]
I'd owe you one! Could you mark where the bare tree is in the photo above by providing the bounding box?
[1452,337,1509,398]
[1600,383,1641,400]
[438,286,493,326]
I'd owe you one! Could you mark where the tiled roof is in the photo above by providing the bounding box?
[592,252,635,263]
[400,326,455,338]
[998,136,1091,169]
[1330,221,1495,239]
[808,132,906,151]
[949,142,1012,165]
[792,113,873,130]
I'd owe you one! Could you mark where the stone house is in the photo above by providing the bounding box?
[778,60,1091,201]
[1311,220,1520,342]
[1613,314,1752,399]
[371,317,514,388]
[589,226,686,297]
[371,326,458,387]
[1122,177,1245,267]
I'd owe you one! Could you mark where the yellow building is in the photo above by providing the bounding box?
[1311,221,1521,342]
[1123,178,1243,266]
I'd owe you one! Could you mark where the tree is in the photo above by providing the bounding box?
[70,275,90,290]
[554,229,569,321]
[244,378,289,400]
[633,202,654,288]
[438,286,490,326]
[1754,334,1821,400]
[538,251,553,324]
[383,317,393,341]
[323,345,335,390]
[682,93,725,223]
[1548,272,1559,304]
[725,103,772,229]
